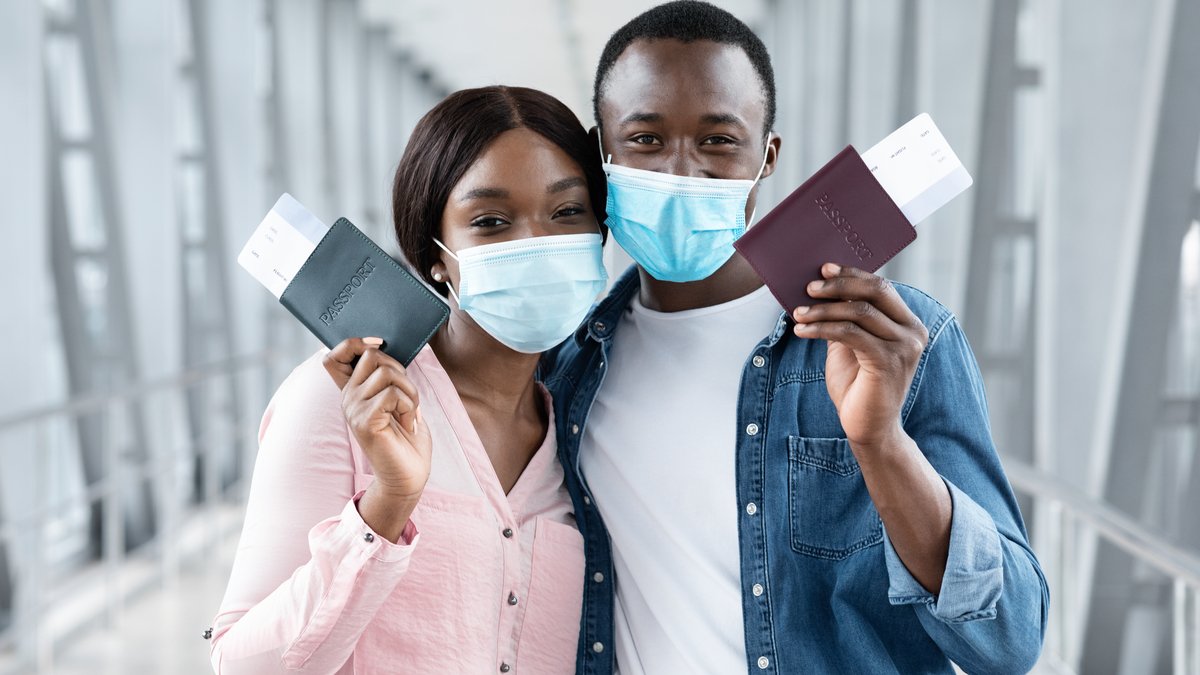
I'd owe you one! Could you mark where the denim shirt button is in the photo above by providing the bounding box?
[752,583,764,597]
[746,423,760,436]
[593,641,605,653]
[758,656,770,669]
[752,355,766,368]
[593,572,605,583]
[746,502,758,515]
[571,423,580,434]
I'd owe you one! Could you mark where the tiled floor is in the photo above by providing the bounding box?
[42,533,238,675]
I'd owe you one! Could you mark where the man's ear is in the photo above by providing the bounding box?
[761,132,782,180]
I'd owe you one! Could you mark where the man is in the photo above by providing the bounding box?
[546,2,1049,674]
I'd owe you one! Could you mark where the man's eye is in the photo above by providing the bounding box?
[702,136,736,145]
[470,216,507,228]
[630,134,659,145]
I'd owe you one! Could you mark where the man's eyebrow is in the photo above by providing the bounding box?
[459,187,509,201]
[547,176,587,194]
[700,113,749,129]
[619,112,662,125]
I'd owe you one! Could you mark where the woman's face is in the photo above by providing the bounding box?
[432,127,599,291]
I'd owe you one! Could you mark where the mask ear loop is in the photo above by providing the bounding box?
[432,238,462,304]
[745,134,772,227]
[597,127,612,164]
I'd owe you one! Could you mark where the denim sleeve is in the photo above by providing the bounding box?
[886,316,1049,675]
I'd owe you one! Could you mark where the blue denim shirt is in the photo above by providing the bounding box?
[545,267,1049,675]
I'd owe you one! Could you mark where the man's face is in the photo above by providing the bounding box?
[597,37,779,218]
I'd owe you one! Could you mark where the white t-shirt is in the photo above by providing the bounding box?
[579,283,784,675]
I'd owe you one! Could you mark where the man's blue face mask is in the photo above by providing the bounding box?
[599,131,770,283]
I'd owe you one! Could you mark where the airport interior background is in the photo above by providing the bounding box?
[2,0,1200,673]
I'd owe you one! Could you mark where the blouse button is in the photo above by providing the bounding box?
[508,592,519,606]
[502,527,514,539]
[363,532,375,543]
[500,664,511,673]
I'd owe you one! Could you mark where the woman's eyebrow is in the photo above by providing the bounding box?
[459,187,510,201]
[547,176,586,194]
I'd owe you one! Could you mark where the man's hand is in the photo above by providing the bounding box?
[791,263,928,453]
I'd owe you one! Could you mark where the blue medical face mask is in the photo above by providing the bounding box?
[433,232,608,354]
[600,132,770,282]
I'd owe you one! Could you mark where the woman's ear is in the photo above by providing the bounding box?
[431,261,447,283]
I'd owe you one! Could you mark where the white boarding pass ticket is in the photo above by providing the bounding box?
[237,193,329,298]
[860,113,973,225]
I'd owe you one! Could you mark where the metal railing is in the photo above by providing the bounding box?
[0,349,298,673]
[1,353,1198,674]
[1006,459,1200,674]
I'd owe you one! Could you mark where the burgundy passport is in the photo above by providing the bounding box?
[734,145,917,310]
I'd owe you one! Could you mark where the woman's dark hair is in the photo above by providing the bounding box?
[392,85,607,295]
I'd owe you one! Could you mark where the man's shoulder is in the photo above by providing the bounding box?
[890,281,957,341]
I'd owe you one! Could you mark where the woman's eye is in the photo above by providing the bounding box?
[553,206,586,219]
[469,216,507,228]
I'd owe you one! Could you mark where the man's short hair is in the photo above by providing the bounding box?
[593,0,777,135]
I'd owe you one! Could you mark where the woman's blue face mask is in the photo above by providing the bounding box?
[599,132,770,283]
[434,233,607,354]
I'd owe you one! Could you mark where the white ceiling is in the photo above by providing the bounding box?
[362,0,768,124]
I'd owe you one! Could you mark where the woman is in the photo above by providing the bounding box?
[210,86,608,674]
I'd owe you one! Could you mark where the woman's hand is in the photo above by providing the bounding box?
[323,338,432,542]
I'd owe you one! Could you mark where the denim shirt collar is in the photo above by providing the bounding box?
[574,265,642,346]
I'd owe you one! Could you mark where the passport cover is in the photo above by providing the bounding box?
[280,218,449,366]
[734,145,917,310]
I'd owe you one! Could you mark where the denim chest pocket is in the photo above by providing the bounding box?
[787,436,883,560]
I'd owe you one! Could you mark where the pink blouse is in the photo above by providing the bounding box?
[210,347,584,674]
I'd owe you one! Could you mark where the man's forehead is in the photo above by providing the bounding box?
[599,38,766,127]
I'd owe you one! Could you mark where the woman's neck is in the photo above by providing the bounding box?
[428,311,543,417]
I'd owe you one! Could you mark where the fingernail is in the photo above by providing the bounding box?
[825,263,841,275]
[808,281,824,292]
[794,306,810,317]
[363,337,383,347]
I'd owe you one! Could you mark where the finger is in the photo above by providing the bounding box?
[807,264,917,326]
[792,301,907,342]
[353,361,419,407]
[347,341,386,389]
[792,319,894,356]
[323,337,384,389]
[368,386,419,435]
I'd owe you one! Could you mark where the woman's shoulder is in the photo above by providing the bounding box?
[258,350,350,444]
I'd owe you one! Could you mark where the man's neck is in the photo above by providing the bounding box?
[636,253,765,313]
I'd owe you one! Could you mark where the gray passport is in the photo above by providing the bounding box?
[280,218,449,366]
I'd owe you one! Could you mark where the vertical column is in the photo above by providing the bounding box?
[178,0,244,497]
[45,0,156,556]
[1082,0,1200,669]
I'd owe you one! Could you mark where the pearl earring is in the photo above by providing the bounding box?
[433,272,444,282]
